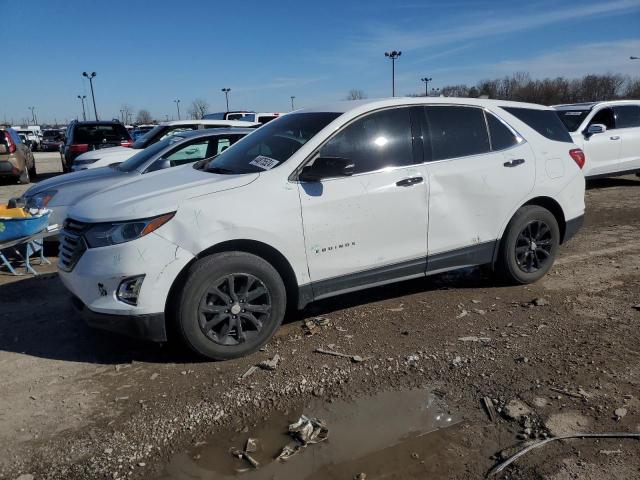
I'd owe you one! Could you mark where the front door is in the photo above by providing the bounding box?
[297,107,429,296]
[580,107,621,177]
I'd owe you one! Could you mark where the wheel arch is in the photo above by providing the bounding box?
[165,239,302,330]
[521,196,567,244]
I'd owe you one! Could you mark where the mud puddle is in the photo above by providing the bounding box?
[157,389,463,479]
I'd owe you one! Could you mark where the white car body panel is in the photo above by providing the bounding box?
[73,146,134,171]
[59,97,586,331]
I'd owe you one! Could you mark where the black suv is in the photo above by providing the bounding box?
[61,121,133,172]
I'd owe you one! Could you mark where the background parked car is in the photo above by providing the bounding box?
[204,111,282,124]
[131,124,155,140]
[21,128,252,230]
[15,128,41,151]
[0,127,36,183]
[41,129,65,151]
[71,119,259,171]
[554,100,640,178]
[61,120,133,172]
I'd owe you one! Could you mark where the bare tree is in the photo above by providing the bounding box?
[346,89,367,100]
[136,109,152,124]
[188,98,210,119]
[437,73,639,104]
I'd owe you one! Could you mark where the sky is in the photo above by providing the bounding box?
[1,0,640,125]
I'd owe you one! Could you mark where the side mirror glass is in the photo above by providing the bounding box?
[298,156,355,182]
[586,123,606,136]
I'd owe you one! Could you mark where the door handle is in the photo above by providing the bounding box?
[396,176,424,187]
[503,158,525,167]
[610,136,620,140]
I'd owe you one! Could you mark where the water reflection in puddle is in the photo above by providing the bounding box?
[157,389,460,480]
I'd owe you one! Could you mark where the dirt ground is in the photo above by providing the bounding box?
[1,155,639,480]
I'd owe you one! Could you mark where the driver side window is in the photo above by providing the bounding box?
[589,108,615,130]
[319,108,413,174]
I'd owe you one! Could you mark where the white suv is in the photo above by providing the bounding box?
[58,98,585,360]
[554,100,640,178]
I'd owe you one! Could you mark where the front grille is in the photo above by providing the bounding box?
[58,218,88,272]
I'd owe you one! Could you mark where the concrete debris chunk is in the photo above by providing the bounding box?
[456,309,469,319]
[302,317,330,335]
[258,354,280,371]
[503,399,532,422]
[245,437,258,453]
[531,297,549,306]
[614,407,627,420]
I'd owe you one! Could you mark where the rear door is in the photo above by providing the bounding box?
[422,106,535,270]
[613,105,640,173]
[298,107,429,295]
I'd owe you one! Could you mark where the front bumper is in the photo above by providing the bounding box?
[58,229,195,317]
[70,295,167,341]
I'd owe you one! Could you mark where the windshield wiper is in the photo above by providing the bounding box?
[206,167,238,174]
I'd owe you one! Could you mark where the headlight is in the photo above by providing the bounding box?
[25,190,57,208]
[84,212,175,248]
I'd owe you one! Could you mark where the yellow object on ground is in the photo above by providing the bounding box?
[0,205,31,219]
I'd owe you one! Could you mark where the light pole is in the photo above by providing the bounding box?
[421,77,432,96]
[77,95,87,121]
[82,71,98,120]
[28,106,36,125]
[120,109,125,123]
[290,96,296,110]
[221,88,231,111]
[384,50,402,97]
[173,99,181,120]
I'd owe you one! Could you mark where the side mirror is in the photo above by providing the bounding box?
[146,158,171,173]
[0,144,7,154]
[584,123,606,137]
[298,156,355,182]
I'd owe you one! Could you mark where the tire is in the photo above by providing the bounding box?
[28,158,37,179]
[496,205,560,284]
[18,164,30,184]
[174,252,287,360]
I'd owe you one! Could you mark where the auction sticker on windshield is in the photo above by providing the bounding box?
[249,155,279,170]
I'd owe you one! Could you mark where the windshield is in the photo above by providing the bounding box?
[554,109,591,132]
[205,112,341,174]
[118,135,185,172]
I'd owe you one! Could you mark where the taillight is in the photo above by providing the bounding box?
[121,139,133,147]
[569,148,585,169]
[69,144,89,153]
[4,133,16,153]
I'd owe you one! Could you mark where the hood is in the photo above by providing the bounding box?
[24,167,130,205]
[68,164,260,223]
[76,146,136,160]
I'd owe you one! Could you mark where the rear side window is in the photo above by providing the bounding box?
[320,108,414,174]
[424,106,490,161]
[590,108,615,130]
[74,124,131,144]
[503,107,572,143]
[614,105,640,128]
[486,112,519,151]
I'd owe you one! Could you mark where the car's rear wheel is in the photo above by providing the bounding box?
[18,164,30,184]
[497,205,559,284]
[175,252,286,360]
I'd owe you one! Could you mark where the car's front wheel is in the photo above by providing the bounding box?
[175,252,286,360]
[497,205,560,284]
